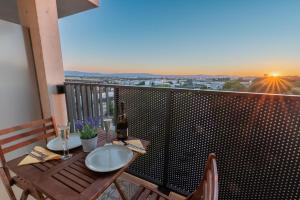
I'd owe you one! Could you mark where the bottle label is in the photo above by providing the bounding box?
[117,128,128,139]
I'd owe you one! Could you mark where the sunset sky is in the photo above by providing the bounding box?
[59,0,300,76]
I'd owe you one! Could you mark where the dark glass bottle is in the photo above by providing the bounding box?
[116,102,128,140]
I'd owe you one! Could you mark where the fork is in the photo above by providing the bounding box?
[28,152,45,162]
[32,149,47,159]
[123,141,145,151]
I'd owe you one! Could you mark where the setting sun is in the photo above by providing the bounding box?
[270,72,280,77]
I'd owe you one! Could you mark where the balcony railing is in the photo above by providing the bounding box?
[64,80,300,199]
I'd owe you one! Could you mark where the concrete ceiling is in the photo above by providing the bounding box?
[0,0,99,24]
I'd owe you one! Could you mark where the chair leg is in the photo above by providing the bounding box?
[0,168,16,200]
[114,180,128,200]
[20,190,29,200]
[35,190,46,200]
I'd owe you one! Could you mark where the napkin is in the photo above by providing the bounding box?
[113,139,146,154]
[18,146,61,166]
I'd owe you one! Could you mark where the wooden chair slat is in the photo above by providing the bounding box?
[126,153,218,200]
[212,159,218,200]
[208,170,213,200]
[131,186,145,200]
[0,168,16,200]
[187,153,218,200]
[0,117,52,135]
[0,125,54,145]
[0,117,57,200]
[204,181,208,200]
[149,192,158,200]
[2,131,55,154]
[138,188,151,200]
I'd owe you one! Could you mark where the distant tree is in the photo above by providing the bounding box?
[223,80,245,91]
[290,87,300,95]
[137,81,145,85]
[181,79,193,88]
[248,77,293,94]
[156,84,171,88]
[199,84,208,89]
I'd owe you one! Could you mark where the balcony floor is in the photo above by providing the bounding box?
[0,172,184,200]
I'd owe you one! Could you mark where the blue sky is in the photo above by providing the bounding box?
[59,0,300,76]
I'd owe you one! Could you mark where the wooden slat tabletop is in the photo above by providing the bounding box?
[6,133,149,200]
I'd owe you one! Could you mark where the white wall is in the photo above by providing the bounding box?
[0,19,42,129]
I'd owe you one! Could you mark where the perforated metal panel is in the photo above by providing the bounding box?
[65,81,300,199]
[117,87,170,185]
[167,91,300,199]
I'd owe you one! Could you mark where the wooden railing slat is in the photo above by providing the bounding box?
[81,85,88,120]
[75,85,83,121]
[65,84,75,131]
[92,86,99,119]
[105,87,110,116]
[99,87,104,126]
[86,85,93,118]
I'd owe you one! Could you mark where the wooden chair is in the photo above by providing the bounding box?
[0,117,57,200]
[130,153,218,200]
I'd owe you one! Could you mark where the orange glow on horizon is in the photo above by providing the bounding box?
[270,72,280,77]
[249,76,293,94]
[64,65,299,77]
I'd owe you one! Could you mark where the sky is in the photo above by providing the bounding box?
[59,0,300,76]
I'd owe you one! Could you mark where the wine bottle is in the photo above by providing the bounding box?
[116,102,128,140]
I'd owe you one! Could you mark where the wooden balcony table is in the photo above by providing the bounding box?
[6,131,149,200]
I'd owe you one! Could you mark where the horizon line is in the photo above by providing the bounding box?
[65,70,300,78]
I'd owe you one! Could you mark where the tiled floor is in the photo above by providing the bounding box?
[0,175,139,200]
[1,173,184,200]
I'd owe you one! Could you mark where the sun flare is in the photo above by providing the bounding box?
[270,72,280,77]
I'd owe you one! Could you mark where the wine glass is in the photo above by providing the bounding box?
[58,122,72,160]
[103,118,112,145]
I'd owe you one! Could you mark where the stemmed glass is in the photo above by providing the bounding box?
[103,118,112,145]
[58,122,72,160]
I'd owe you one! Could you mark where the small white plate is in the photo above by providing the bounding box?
[85,144,133,172]
[47,134,81,151]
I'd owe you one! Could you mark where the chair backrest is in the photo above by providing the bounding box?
[0,117,57,165]
[0,117,57,200]
[186,153,218,200]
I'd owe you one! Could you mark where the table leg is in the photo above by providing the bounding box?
[114,180,128,200]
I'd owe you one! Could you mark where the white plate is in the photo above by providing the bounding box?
[47,134,81,151]
[85,144,133,172]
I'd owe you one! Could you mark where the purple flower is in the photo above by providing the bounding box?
[75,117,100,132]
[75,120,83,131]
[86,117,94,128]
[94,117,101,128]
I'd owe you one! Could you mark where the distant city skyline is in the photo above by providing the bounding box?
[59,0,300,76]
